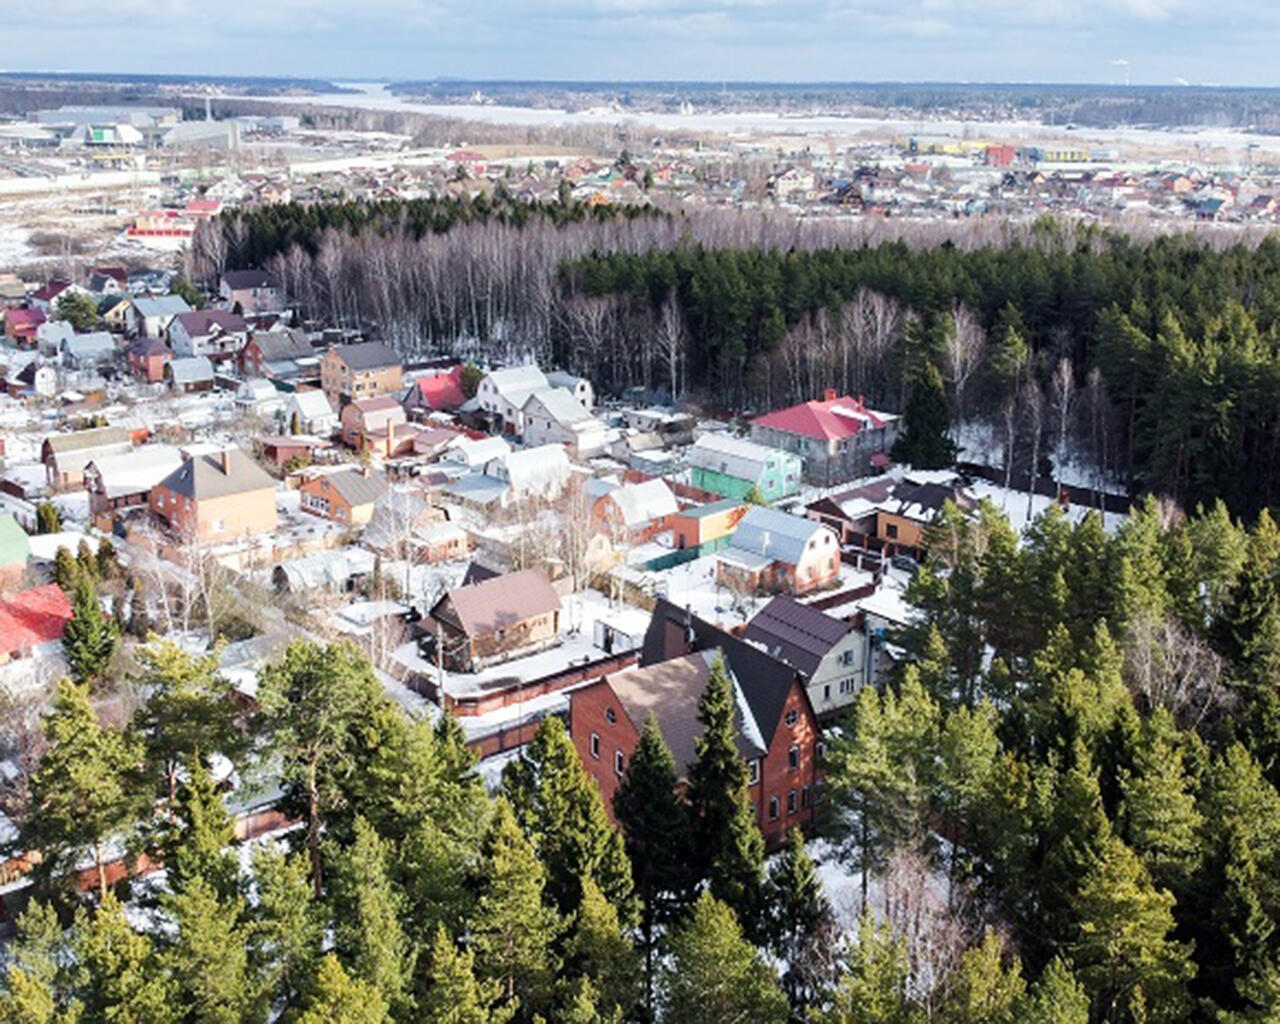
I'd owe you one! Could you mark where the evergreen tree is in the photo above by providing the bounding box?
[162,876,256,1024]
[767,827,839,1017]
[1018,958,1090,1024]
[559,977,623,1024]
[133,642,244,809]
[660,891,788,1024]
[819,913,922,1024]
[166,755,238,904]
[72,893,174,1023]
[612,713,693,1011]
[943,928,1026,1024]
[297,955,389,1024]
[564,876,641,1023]
[420,925,514,1024]
[892,358,955,470]
[1069,834,1193,1023]
[62,573,116,685]
[248,847,324,1013]
[75,539,98,582]
[259,640,385,896]
[129,587,149,640]
[503,715,635,921]
[22,680,139,898]
[51,546,78,591]
[329,817,416,1019]
[35,501,61,535]
[469,799,561,1016]
[0,966,57,1024]
[1,902,69,1022]
[95,537,119,580]
[686,654,766,937]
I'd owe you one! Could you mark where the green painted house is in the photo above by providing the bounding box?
[687,433,802,503]
[0,513,31,585]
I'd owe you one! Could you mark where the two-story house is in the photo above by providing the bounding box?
[148,448,277,544]
[299,467,389,527]
[750,390,899,485]
[320,342,403,407]
[687,433,802,503]
[219,269,283,315]
[716,506,841,596]
[167,310,248,364]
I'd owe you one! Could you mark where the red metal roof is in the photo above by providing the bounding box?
[0,584,73,657]
[6,309,46,330]
[751,394,887,442]
[416,367,465,411]
[31,280,69,303]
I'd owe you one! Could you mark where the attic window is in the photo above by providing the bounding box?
[747,759,760,786]
[605,708,617,724]
[785,708,799,726]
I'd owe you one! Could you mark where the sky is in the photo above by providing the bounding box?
[7,0,1279,86]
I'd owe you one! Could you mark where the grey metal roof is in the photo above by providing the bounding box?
[743,596,848,680]
[168,356,214,385]
[157,448,276,501]
[332,342,400,372]
[317,468,389,509]
[688,432,784,481]
[522,386,592,426]
[132,295,192,318]
[726,506,825,567]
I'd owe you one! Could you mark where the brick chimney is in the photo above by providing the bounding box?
[220,448,232,475]
[824,387,837,402]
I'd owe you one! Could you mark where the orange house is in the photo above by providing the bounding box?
[149,448,277,544]
[299,467,389,527]
[670,497,749,551]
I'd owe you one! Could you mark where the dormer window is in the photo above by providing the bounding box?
[605,707,616,724]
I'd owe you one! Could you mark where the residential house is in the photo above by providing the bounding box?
[235,378,284,418]
[61,331,117,371]
[670,498,749,554]
[257,435,326,468]
[299,467,389,527]
[0,273,26,308]
[219,270,283,315]
[363,488,451,557]
[149,448,277,543]
[0,584,73,667]
[165,356,215,394]
[403,366,466,419]
[84,445,183,521]
[238,327,320,386]
[743,596,865,719]
[36,319,75,355]
[593,478,679,543]
[428,568,562,672]
[29,280,71,315]
[282,390,338,437]
[716,506,841,596]
[320,343,403,407]
[807,476,977,551]
[125,336,171,383]
[86,266,127,296]
[483,444,572,505]
[8,361,57,398]
[441,435,510,471]
[546,370,594,410]
[569,597,818,847]
[0,513,31,590]
[6,309,46,347]
[474,365,549,434]
[688,433,802,502]
[521,388,608,457]
[132,295,191,338]
[168,310,248,363]
[340,395,406,450]
[750,390,899,485]
[98,294,134,334]
[42,426,133,491]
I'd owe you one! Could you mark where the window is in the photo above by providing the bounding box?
[614,751,625,776]
[886,523,899,539]
[823,684,831,702]
[605,707,617,724]
[768,796,779,821]
[785,708,799,726]
[788,745,800,771]
[801,785,811,809]
[590,733,600,759]
[842,649,855,666]
[787,789,797,814]
[747,759,760,786]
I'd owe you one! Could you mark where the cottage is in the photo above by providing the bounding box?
[743,596,866,719]
[482,444,572,505]
[84,444,183,520]
[546,370,594,410]
[282,390,339,437]
[36,319,75,355]
[403,366,466,419]
[167,310,248,363]
[474,365,549,434]
[219,269,283,315]
[8,361,58,398]
[165,356,215,393]
[750,390,899,485]
[60,331,117,371]
[521,388,608,457]
[299,467,389,526]
[441,435,511,470]
[570,597,818,847]
[6,309,46,347]
[340,395,406,449]
[428,568,562,672]
[716,506,841,596]
[125,336,171,383]
[320,342,403,407]
[238,327,320,385]
[687,433,802,502]
[149,448,278,543]
[670,498,749,554]
[257,435,326,468]
[99,295,134,334]
[593,478,679,543]
[235,378,284,418]
[42,426,133,491]
[132,295,191,338]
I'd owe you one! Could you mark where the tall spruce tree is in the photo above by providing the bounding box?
[71,893,174,1023]
[22,680,139,898]
[162,876,257,1024]
[892,358,955,470]
[420,925,514,1024]
[503,715,635,922]
[1019,958,1090,1024]
[62,573,116,685]
[767,827,839,1018]
[297,955,390,1024]
[564,876,641,1023]
[51,546,78,592]
[942,928,1026,1024]
[821,913,921,1024]
[469,799,561,1017]
[166,755,239,905]
[660,891,788,1024]
[248,847,324,1013]
[686,654,766,937]
[612,713,693,1011]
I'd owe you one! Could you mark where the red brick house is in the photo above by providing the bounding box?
[569,598,818,848]
[126,335,171,383]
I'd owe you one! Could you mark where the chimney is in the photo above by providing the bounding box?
[385,428,394,459]
[220,448,232,475]
[823,387,837,402]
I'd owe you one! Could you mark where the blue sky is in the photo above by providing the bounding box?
[10,0,1277,86]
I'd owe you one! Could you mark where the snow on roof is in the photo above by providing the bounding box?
[485,444,571,499]
[724,506,830,567]
[444,435,511,468]
[86,444,183,498]
[752,394,894,442]
[606,478,679,527]
[523,386,592,426]
[688,432,788,481]
[288,390,335,418]
[484,364,548,402]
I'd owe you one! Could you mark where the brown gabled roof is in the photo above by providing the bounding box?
[157,448,276,501]
[433,568,560,638]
